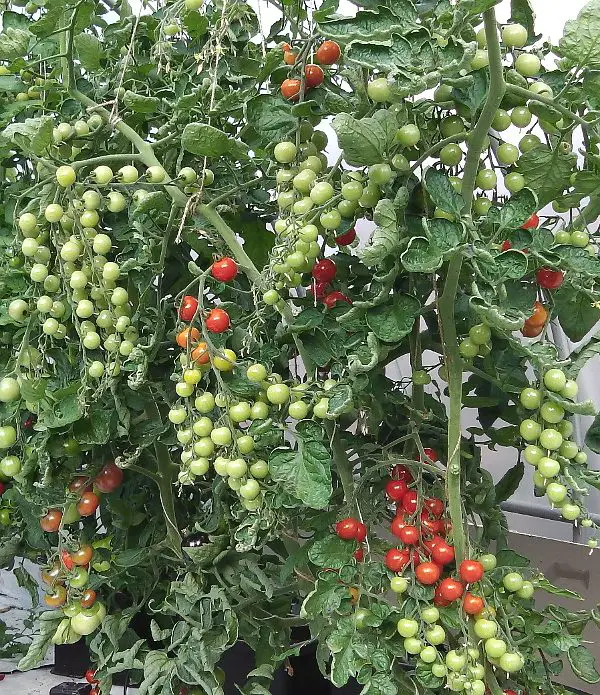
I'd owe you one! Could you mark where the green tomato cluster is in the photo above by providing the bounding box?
[459,323,492,362]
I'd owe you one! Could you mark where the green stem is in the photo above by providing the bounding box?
[327,422,355,512]
[207,178,262,207]
[569,194,600,231]
[71,153,143,170]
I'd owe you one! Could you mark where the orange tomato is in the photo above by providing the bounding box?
[191,342,210,365]
[176,327,200,348]
[527,300,548,328]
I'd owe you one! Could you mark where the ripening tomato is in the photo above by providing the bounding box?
[179,295,199,321]
[401,490,418,514]
[283,50,297,65]
[335,517,359,540]
[176,327,200,348]
[315,40,341,65]
[77,491,100,517]
[386,479,408,501]
[536,268,564,289]
[68,476,91,496]
[463,592,485,616]
[304,64,324,89]
[85,669,98,685]
[391,515,407,538]
[355,522,367,542]
[323,291,351,308]
[81,589,97,609]
[385,548,410,572]
[392,464,413,483]
[44,585,67,608]
[60,550,74,571]
[206,308,230,333]
[522,213,539,229]
[438,577,465,602]
[281,78,301,101]
[40,509,62,532]
[415,561,441,585]
[528,300,548,327]
[521,322,543,338]
[425,498,444,518]
[431,541,455,566]
[191,342,210,365]
[0,482,5,496]
[501,240,512,251]
[94,462,124,493]
[312,259,337,283]
[422,447,439,462]
[72,544,94,566]
[335,228,356,246]
[399,525,420,545]
[434,584,451,607]
[459,559,484,583]
[211,257,238,282]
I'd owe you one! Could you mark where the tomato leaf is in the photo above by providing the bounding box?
[308,535,354,569]
[74,33,103,71]
[360,198,400,267]
[536,577,583,600]
[366,293,421,343]
[317,5,417,43]
[486,188,538,232]
[494,459,524,503]
[517,145,576,207]
[401,237,443,273]
[495,549,530,568]
[568,645,600,683]
[246,93,296,146]
[559,0,600,68]
[18,611,63,671]
[181,123,231,157]
[511,0,537,41]
[332,112,393,166]
[3,115,54,156]
[553,286,600,342]
[424,168,464,217]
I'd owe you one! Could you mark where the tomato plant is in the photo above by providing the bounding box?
[2,1,600,695]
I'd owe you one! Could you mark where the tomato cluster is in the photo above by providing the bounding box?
[279,39,340,102]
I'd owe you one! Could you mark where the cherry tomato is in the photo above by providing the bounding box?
[385,548,410,572]
[434,584,451,607]
[44,585,67,607]
[355,522,367,542]
[536,268,564,289]
[431,541,455,566]
[81,589,97,609]
[335,228,356,246]
[283,50,297,65]
[401,490,418,514]
[415,561,441,585]
[0,482,5,496]
[205,308,230,333]
[521,213,539,229]
[72,544,94,566]
[312,259,336,283]
[323,291,351,308]
[528,300,548,327]
[68,476,91,496]
[501,240,512,251]
[439,577,465,602]
[399,525,419,545]
[179,295,199,321]
[60,550,74,571]
[459,559,484,583]
[425,497,444,518]
[309,280,329,299]
[391,515,407,538]
[422,447,439,462]
[316,40,341,65]
[386,479,408,501]
[335,517,358,540]
[94,462,124,493]
[85,669,98,685]
[392,464,413,483]
[281,78,301,101]
[176,327,200,348]
[304,64,324,89]
[463,592,485,615]
[40,509,62,532]
[211,257,238,282]
[77,491,100,517]
[521,321,543,338]
[353,547,364,562]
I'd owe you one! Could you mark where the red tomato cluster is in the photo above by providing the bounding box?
[280,40,339,100]
[310,259,352,308]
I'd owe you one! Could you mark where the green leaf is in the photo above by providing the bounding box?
[317,4,417,43]
[415,661,444,690]
[360,198,399,267]
[332,112,393,166]
[546,392,596,416]
[292,307,324,332]
[328,384,353,416]
[559,0,600,69]
[516,145,576,207]
[568,335,600,378]
[487,250,529,283]
[451,68,489,112]
[424,168,464,217]
[495,549,529,568]
[0,75,26,93]
[74,408,115,444]
[495,460,524,503]
[269,438,332,509]
[0,27,31,61]
[181,123,231,157]
[486,188,538,232]
[302,578,348,617]
[585,413,600,453]
[302,329,337,367]
[246,94,296,146]
[401,237,443,273]
[470,297,524,331]
[366,293,420,343]
[308,535,354,569]
[42,393,83,428]
[427,218,464,253]
[19,378,46,403]
[3,116,54,156]
[554,245,600,277]
[568,645,600,683]
[536,577,582,600]
[123,90,160,114]
[327,616,356,687]
[553,286,600,342]
[74,33,102,71]
[18,611,63,671]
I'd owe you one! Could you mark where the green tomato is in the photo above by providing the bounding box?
[420,646,438,664]
[575,451,588,464]
[341,181,363,201]
[502,23,528,48]
[479,553,497,571]
[491,109,511,131]
[70,610,101,636]
[390,576,408,593]
[267,383,290,404]
[511,106,532,128]
[503,572,524,592]
[56,165,76,187]
[519,134,541,152]
[472,197,492,216]
[397,618,418,638]
[391,154,410,172]
[0,377,20,403]
[561,503,581,521]
[226,458,247,478]
[543,369,566,394]
[524,445,544,465]
[530,81,553,98]
[293,170,317,194]
[476,168,497,190]
[412,370,431,385]
[146,165,167,183]
[537,456,560,478]
[229,402,251,423]
[320,210,342,230]
[439,144,463,167]
[540,401,565,424]
[497,143,520,166]
[0,426,17,450]
[571,231,590,248]
[313,397,329,419]
[359,184,380,208]
[421,607,439,624]
[288,400,309,419]
[369,163,393,186]
[559,441,578,462]
[247,364,268,382]
[515,53,541,77]
[367,78,391,103]
[471,49,489,70]
[474,619,498,639]
[249,460,269,479]
[459,338,479,358]
[546,482,568,504]
[274,141,297,164]
[211,427,232,446]
[425,624,446,646]
[0,455,21,477]
[237,435,255,454]
[250,401,269,420]
[519,418,541,442]
[505,172,525,193]
[445,650,467,672]
[520,387,541,410]
[68,566,89,589]
[239,478,260,500]
[396,124,421,147]
[440,116,465,138]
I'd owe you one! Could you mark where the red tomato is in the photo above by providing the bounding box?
[425,497,444,518]
[206,308,230,333]
[60,550,74,571]
[463,592,485,616]
[90,689,99,695]
[304,64,324,89]
[501,240,512,251]
[68,476,91,496]
[438,577,465,602]
[309,280,329,299]
[422,447,439,462]
[391,515,407,538]
[420,515,438,537]
[401,490,418,514]
[434,584,451,607]
[504,691,518,695]
[0,482,5,496]
[335,228,356,246]
[179,295,198,322]
[354,547,364,562]
[522,213,539,229]
[81,588,97,609]
[521,321,543,338]
[85,670,98,685]
[431,541,455,566]
[536,268,564,289]
[385,548,410,572]
[72,544,93,566]
[399,525,420,545]
[335,517,358,540]
[316,40,341,65]
[211,257,238,282]
[528,300,548,328]
[392,464,413,483]
[409,549,422,567]
[323,291,351,309]
[312,259,337,283]
[94,462,124,493]
[355,522,367,542]
[459,559,484,583]
[422,538,436,556]
[386,479,408,502]
[415,561,441,585]
[281,78,301,101]
[40,509,62,533]
[77,491,100,517]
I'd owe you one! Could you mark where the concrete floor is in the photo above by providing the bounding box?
[0,667,128,693]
